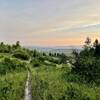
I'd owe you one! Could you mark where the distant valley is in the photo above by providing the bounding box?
[27,46,82,54]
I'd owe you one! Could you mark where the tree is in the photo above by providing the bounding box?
[84,37,91,48]
[72,49,79,58]
[72,38,100,83]
[42,52,46,56]
[33,49,39,57]
[0,42,4,46]
[93,39,99,47]
[59,53,67,64]
[92,39,100,57]
[16,41,20,48]
[0,42,10,53]
[54,53,57,56]
[12,41,21,50]
[49,52,52,56]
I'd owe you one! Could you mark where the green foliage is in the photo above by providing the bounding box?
[38,56,45,62]
[34,62,40,67]
[12,41,21,50]
[31,66,100,100]
[31,59,41,67]
[59,84,91,100]
[0,42,11,53]
[32,74,49,100]
[72,38,100,83]
[59,53,67,64]
[13,49,30,60]
[32,49,40,58]
[0,57,26,75]
[0,41,100,100]
[0,72,27,100]
[65,85,91,100]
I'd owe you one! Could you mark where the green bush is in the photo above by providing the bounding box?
[0,57,26,75]
[34,63,40,67]
[0,79,13,100]
[31,58,41,67]
[13,50,30,60]
[0,72,27,100]
[72,55,100,83]
[72,39,100,83]
[66,85,91,100]
[38,56,45,62]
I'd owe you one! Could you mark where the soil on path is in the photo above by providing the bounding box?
[24,71,32,100]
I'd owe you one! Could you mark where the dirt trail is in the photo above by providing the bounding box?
[24,71,32,100]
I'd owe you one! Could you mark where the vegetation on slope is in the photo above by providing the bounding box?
[0,38,100,100]
[0,72,27,100]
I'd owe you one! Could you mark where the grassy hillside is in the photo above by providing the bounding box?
[31,67,100,100]
[0,72,27,100]
[0,40,100,100]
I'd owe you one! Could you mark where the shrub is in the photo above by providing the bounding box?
[66,85,91,100]
[0,79,13,100]
[72,55,100,83]
[58,84,91,100]
[0,57,26,75]
[38,56,45,62]
[34,63,40,67]
[13,50,30,60]
[72,38,100,83]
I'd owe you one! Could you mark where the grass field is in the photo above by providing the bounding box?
[0,42,100,100]
[31,65,100,100]
[0,71,27,100]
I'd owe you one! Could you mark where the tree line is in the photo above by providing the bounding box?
[72,37,100,84]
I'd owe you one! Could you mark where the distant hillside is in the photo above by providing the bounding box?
[27,46,82,54]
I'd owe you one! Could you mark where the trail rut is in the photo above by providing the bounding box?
[24,71,32,100]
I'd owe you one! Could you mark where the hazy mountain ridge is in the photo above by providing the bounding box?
[26,46,82,54]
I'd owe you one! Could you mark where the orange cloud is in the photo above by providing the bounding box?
[29,36,100,46]
[30,37,85,46]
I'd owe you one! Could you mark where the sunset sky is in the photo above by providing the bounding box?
[0,0,100,46]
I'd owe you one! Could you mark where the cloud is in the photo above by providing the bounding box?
[0,0,100,45]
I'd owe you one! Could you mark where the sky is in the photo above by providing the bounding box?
[0,0,100,46]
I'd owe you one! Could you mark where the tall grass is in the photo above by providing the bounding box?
[0,71,27,100]
[31,66,100,100]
